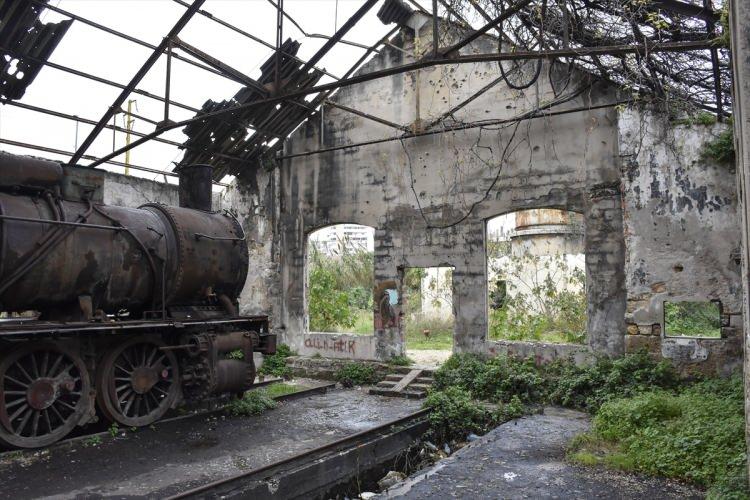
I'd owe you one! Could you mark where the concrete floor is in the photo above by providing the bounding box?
[378,407,703,500]
[0,386,422,499]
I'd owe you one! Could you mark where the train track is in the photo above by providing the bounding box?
[0,380,335,456]
[168,407,431,499]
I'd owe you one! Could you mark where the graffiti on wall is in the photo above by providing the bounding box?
[304,336,357,355]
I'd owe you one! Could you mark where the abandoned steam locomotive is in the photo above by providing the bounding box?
[0,151,275,448]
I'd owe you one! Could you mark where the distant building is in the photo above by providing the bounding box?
[309,224,375,256]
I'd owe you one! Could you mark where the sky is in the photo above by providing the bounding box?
[1,0,436,186]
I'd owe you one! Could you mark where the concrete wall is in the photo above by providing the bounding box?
[619,109,743,375]
[219,18,742,374]
[276,21,625,361]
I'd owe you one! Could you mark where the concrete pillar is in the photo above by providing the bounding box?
[585,182,626,356]
[729,0,750,478]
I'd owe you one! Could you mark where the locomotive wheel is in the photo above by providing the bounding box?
[96,337,179,427]
[0,342,91,448]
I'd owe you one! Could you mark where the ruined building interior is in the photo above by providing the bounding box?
[1,0,750,497]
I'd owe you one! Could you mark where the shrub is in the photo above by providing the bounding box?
[226,390,277,417]
[424,387,497,443]
[335,362,379,387]
[571,375,747,493]
[702,126,735,165]
[257,343,294,379]
[549,350,679,411]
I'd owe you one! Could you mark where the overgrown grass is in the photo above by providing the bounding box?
[404,313,453,350]
[264,382,307,398]
[335,362,381,387]
[664,301,721,338]
[387,355,414,366]
[257,344,294,379]
[225,390,277,417]
[329,309,373,335]
[569,376,746,497]
[425,352,748,497]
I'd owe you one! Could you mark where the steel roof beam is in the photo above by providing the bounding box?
[69,0,207,166]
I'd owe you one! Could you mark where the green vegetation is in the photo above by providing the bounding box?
[405,314,453,350]
[225,389,277,417]
[307,242,374,333]
[387,355,414,367]
[335,362,380,387]
[425,352,747,497]
[488,254,587,345]
[258,344,294,379]
[664,301,721,338]
[569,376,746,498]
[702,125,736,166]
[402,267,455,351]
[672,111,718,127]
[264,382,306,398]
[108,423,120,438]
[83,435,103,447]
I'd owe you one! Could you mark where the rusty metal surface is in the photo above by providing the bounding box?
[0,196,247,320]
[377,0,414,25]
[0,0,71,100]
[178,39,323,181]
[141,204,248,308]
[177,164,214,211]
[0,151,62,191]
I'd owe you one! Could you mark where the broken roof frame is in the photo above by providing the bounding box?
[0,0,727,184]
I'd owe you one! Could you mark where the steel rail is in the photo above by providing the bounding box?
[87,37,715,169]
[166,407,431,499]
[70,0,207,165]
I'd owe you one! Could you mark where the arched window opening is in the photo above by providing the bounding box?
[487,209,587,344]
[306,224,375,335]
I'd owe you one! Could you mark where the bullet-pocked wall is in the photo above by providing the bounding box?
[227,15,742,374]
[276,16,625,362]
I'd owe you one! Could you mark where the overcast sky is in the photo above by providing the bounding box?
[2,0,437,185]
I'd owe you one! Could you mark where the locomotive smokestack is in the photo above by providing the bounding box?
[177,164,213,211]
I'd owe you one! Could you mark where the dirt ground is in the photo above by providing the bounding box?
[406,349,452,368]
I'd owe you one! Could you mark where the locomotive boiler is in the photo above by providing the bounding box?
[0,152,275,448]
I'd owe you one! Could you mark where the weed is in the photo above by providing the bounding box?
[424,387,497,443]
[388,355,414,366]
[108,423,120,438]
[225,390,277,417]
[335,362,379,387]
[227,349,244,360]
[569,375,747,495]
[702,126,735,165]
[258,344,294,379]
[264,383,304,398]
[84,435,102,447]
